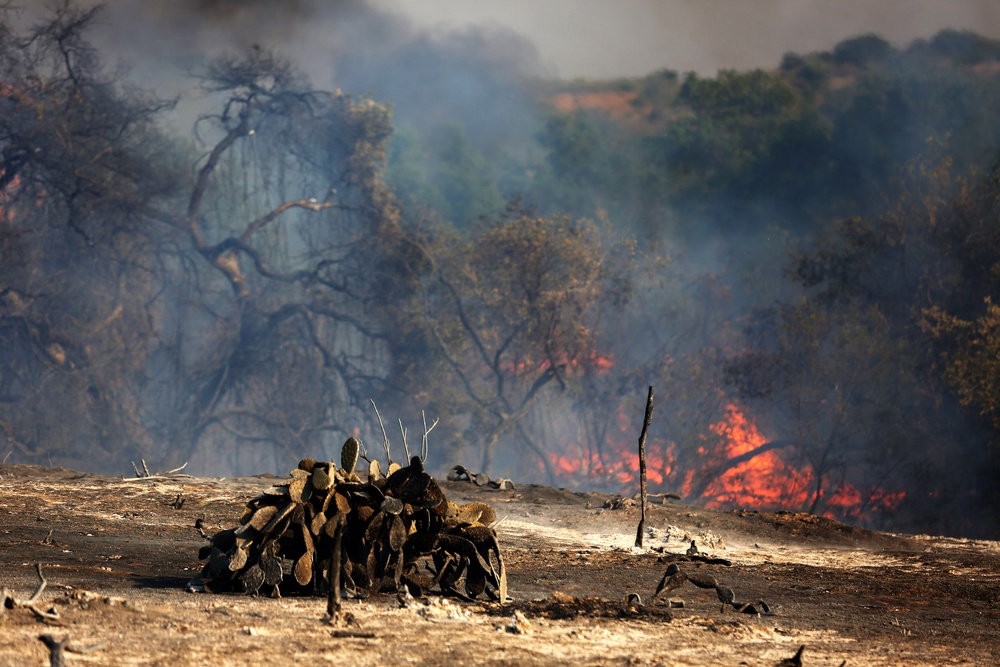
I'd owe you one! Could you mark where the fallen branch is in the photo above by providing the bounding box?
[655,540,733,566]
[120,461,191,482]
[446,464,515,491]
[1,563,61,623]
[329,629,376,638]
[776,645,805,667]
[651,562,769,615]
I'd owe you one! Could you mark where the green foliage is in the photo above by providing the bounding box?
[832,34,896,67]
[635,69,681,111]
[911,29,1000,65]
[763,156,1000,534]
[387,123,503,226]
[539,112,603,185]
[779,53,831,95]
[830,75,911,187]
[531,108,652,231]
[375,27,1000,244]
[923,300,1000,426]
[675,69,800,119]
[646,69,833,230]
[917,162,1000,438]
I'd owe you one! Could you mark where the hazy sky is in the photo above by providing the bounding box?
[39,0,998,127]
[373,0,1000,77]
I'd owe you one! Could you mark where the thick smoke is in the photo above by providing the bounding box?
[380,0,1000,78]
[79,0,544,154]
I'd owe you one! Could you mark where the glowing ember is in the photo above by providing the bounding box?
[507,350,614,378]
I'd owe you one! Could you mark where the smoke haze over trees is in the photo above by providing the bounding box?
[4,2,1000,538]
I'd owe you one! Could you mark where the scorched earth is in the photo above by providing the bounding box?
[1,463,999,666]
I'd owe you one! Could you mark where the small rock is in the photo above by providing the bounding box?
[505,610,533,634]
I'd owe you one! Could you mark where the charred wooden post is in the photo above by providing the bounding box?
[326,514,345,619]
[635,386,654,548]
[38,634,67,667]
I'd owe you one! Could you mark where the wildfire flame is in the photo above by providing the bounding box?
[703,404,905,522]
[546,400,903,526]
[701,405,812,509]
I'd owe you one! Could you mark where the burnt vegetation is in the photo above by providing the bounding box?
[3,4,1000,537]
[193,436,506,606]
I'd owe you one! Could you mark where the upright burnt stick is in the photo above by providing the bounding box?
[635,386,654,548]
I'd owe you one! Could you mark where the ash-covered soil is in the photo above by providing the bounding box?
[1,463,999,666]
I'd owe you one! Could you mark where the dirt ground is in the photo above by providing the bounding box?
[1,463,999,666]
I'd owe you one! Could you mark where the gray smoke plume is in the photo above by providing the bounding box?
[72,0,544,153]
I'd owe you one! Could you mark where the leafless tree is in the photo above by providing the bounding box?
[0,3,183,470]
[0,6,408,474]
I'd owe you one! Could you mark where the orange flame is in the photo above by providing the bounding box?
[702,404,905,522]
[702,405,813,509]
[544,400,904,526]
[504,351,614,378]
[546,403,673,489]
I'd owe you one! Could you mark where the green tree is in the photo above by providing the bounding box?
[923,299,1000,428]
[919,162,1000,437]
[911,29,1000,65]
[647,69,832,231]
[832,34,895,67]
[387,123,503,226]
[747,154,1000,534]
[534,108,653,234]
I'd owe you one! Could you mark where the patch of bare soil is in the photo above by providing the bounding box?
[549,91,652,125]
[2,464,999,666]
